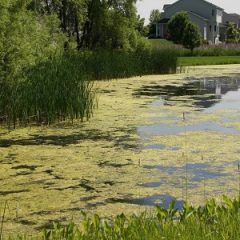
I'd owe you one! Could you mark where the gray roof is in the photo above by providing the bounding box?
[158,11,208,23]
[164,0,224,11]
[158,18,170,23]
[189,11,208,21]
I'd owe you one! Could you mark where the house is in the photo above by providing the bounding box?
[220,12,240,41]
[156,0,239,44]
[223,12,240,28]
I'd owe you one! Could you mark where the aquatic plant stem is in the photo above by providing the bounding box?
[202,155,206,203]
[183,112,188,202]
[0,201,8,240]
[238,163,240,198]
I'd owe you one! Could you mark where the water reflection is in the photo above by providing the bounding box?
[144,163,229,184]
[137,76,240,137]
[136,74,240,207]
[134,76,240,110]
[108,194,183,209]
[138,121,240,136]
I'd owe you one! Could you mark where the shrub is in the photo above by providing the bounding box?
[182,22,201,51]
[167,12,190,44]
[226,22,239,43]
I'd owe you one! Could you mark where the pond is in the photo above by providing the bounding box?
[0,65,240,234]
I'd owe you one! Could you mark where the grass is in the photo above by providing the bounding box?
[178,56,240,66]
[148,39,176,48]
[5,196,238,240]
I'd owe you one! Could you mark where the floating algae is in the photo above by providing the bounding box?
[0,65,240,234]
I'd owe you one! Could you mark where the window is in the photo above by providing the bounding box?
[209,25,212,32]
[212,9,215,16]
[214,25,217,32]
[217,10,222,16]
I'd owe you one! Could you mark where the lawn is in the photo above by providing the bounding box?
[148,38,176,48]
[178,56,240,66]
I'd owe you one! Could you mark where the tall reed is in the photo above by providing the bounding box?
[0,48,178,128]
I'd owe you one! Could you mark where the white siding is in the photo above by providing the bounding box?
[216,9,222,23]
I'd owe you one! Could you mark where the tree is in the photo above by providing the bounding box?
[167,11,189,44]
[0,0,65,82]
[182,22,201,51]
[27,0,141,50]
[226,22,239,43]
[148,9,161,37]
[136,14,148,37]
[0,0,66,125]
[149,9,161,25]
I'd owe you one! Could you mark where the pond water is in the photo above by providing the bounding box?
[0,65,240,234]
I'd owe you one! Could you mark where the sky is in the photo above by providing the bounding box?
[136,0,240,24]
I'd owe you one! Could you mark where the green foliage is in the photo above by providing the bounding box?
[148,39,176,48]
[168,12,190,44]
[182,23,201,51]
[148,9,161,37]
[226,22,240,43]
[0,48,178,128]
[0,0,178,128]
[136,15,148,37]
[31,0,140,50]
[0,0,65,81]
[20,196,240,240]
[0,0,68,127]
[149,9,161,25]
[82,0,140,50]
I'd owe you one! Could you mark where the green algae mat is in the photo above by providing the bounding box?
[1,65,240,235]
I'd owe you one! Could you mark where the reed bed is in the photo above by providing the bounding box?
[0,49,178,128]
[0,53,95,128]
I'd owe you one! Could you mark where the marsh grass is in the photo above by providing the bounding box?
[151,40,240,57]
[186,44,240,57]
[14,196,238,240]
[0,49,178,128]
[238,163,240,197]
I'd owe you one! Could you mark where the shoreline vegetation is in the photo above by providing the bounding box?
[2,47,240,129]
[0,49,178,128]
[1,1,240,129]
[2,196,239,239]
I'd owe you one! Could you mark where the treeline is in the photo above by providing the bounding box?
[27,0,144,50]
[0,0,178,128]
[0,0,150,82]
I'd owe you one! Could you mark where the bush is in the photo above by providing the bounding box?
[182,22,201,51]
[167,12,190,44]
[226,22,240,43]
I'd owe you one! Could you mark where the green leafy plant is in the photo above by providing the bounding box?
[167,12,190,44]
[182,22,201,52]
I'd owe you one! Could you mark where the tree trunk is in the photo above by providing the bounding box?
[61,0,67,32]
[44,0,50,13]
[75,14,81,50]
